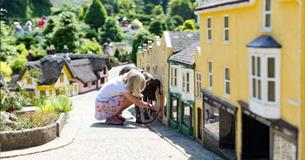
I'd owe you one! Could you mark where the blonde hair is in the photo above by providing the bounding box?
[122,69,146,97]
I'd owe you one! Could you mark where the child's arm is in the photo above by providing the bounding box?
[123,93,152,109]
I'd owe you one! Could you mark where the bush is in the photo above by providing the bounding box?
[53,95,73,113]
[16,35,38,50]
[36,95,72,114]
[15,112,58,130]
[0,62,12,80]
[79,39,103,54]
[0,88,26,112]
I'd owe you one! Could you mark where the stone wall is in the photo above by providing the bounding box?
[0,124,57,151]
[0,113,67,151]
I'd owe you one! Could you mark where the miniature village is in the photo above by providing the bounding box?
[0,0,305,160]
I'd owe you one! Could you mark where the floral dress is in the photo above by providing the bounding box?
[95,95,125,120]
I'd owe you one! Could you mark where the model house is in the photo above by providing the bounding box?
[12,53,111,97]
[195,0,305,159]
[168,41,199,137]
[137,31,200,125]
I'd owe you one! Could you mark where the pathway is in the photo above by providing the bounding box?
[4,64,222,160]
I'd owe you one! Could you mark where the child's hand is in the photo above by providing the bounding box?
[144,103,152,110]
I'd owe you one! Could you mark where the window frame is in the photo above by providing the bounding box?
[196,72,202,99]
[224,67,231,97]
[249,48,280,105]
[223,15,229,43]
[206,17,212,43]
[27,77,33,85]
[263,0,272,32]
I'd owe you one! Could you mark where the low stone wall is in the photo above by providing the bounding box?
[0,113,67,151]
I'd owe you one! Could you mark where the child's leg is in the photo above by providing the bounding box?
[115,96,133,115]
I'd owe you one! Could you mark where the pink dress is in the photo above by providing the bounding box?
[95,77,128,120]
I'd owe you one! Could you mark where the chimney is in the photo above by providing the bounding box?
[63,45,68,53]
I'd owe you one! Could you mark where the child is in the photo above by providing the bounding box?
[95,69,152,125]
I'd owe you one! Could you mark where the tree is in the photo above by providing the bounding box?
[51,12,79,52]
[149,19,167,36]
[172,15,184,26]
[144,3,154,15]
[100,17,124,42]
[0,62,12,82]
[79,39,103,54]
[152,5,164,16]
[130,31,154,63]
[168,0,194,21]
[84,0,108,30]
[120,0,135,14]
[30,0,52,17]
[43,18,56,35]
[179,19,197,31]
[162,0,169,14]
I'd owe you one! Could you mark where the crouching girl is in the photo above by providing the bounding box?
[95,69,152,125]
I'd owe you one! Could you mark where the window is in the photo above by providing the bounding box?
[174,68,177,86]
[224,16,229,42]
[224,67,231,96]
[251,56,262,100]
[263,0,271,31]
[27,78,32,85]
[170,67,173,86]
[207,17,212,41]
[100,78,105,84]
[84,83,88,88]
[250,53,279,103]
[196,72,202,98]
[267,57,276,102]
[92,81,96,86]
[182,73,186,92]
[186,72,190,93]
[208,61,213,88]
[40,90,46,96]
[48,89,53,96]
[60,73,64,83]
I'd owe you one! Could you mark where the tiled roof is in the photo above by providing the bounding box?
[11,54,110,86]
[168,32,200,53]
[168,41,200,67]
[70,59,99,83]
[196,0,249,11]
[246,35,282,48]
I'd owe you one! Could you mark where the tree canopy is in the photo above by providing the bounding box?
[168,0,195,21]
[84,0,108,30]
[100,17,125,42]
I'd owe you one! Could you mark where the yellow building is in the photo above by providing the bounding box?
[137,31,200,125]
[195,0,305,159]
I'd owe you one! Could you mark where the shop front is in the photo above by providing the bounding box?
[202,89,237,159]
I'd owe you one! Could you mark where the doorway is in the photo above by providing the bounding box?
[242,114,270,159]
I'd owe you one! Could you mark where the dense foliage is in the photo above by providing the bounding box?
[84,0,108,30]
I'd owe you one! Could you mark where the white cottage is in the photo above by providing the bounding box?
[168,41,200,137]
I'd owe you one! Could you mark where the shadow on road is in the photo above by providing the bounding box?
[90,121,146,129]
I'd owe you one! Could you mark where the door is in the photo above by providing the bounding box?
[197,108,202,140]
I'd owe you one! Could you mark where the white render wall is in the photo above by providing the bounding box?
[169,64,194,102]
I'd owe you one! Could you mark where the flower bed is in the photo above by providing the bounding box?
[0,112,67,151]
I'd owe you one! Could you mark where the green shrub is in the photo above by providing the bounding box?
[0,88,26,112]
[53,95,73,113]
[36,95,72,114]
[15,112,57,130]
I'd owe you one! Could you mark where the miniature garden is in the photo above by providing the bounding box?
[0,85,72,132]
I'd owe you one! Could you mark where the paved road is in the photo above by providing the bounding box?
[6,64,221,160]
